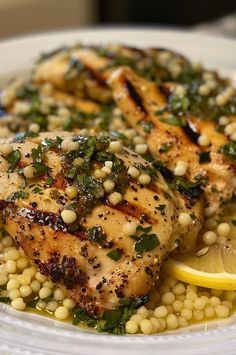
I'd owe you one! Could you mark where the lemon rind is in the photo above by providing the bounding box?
[163,259,236,290]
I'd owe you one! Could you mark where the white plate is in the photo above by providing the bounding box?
[0,27,236,355]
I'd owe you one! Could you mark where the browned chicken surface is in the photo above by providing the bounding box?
[109,67,236,215]
[0,131,203,315]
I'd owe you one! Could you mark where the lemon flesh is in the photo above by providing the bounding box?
[163,205,236,290]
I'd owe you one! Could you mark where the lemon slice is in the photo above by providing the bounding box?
[163,205,236,290]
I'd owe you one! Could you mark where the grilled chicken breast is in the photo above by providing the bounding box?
[0,131,203,315]
[109,67,236,216]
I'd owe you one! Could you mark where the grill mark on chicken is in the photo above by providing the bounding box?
[125,79,147,115]
[1,203,86,238]
[182,119,201,145]
[112,200,157,224]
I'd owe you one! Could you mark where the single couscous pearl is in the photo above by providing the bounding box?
[16,257,28,270]
[154,305,168,318]
[210,296,221,307]
[30,280,41,293]
[103,179,115,193]
[133,136,144,145]
[130,314,144,324]
[11,297,26,311]
[216,223,230,237]
[5,248,20,261]
[7,279,20,291]
[46,301,59,312]
[19,285,32,298]
[172,283,185,295]
[161,292,175,305]
[181,308,193,321]
[127,166,140,179]
[0,144,13,156]
[23,166,35,179]
[54,288,65,301]
[174,161,187,176]
[178,213,192,227]
[166,314,178,329]
[203,231,217,245]
[137,306,149,318]
[218,116,229,126]
[18,274,31,286]
[43,280,54,289]
[36,300,46,310]
[61,210,77,224]
[198,84,210,96]
[5,260,17,274]
[204,305,216,318]
[108,192,123,206]
[2,236,13,247]
[215,305,230,318]
[39,287,52,299]
[0,274,8,286]
[65,186,78,200]
[135,144,147,155]
[94,169,106,179]
[9,289,21,300]
[122,222,137,236]
[172,300,184,313]
[63,298,76,309]
[123,129,136,140]
[194,310,204,321]
[224,291,236,302]
[73,157,84,166]
[29,123,40,133]
[35,272,47,283]
[198,134,210,146]
[105,161,113,169]
[138,174,151,185]
[61,139,71,151]
[54,306,69,320]
[140,319,154,334]
[67,141,80,152]
[109,141,122,153]
[194,297,207,310]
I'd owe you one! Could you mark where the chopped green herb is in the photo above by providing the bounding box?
[155,204,166,212]
[87,226,107,246]
[32,186,43,194]
[14,131,38,143]
[32,162,50,176]
[46,177,54,186]
[199,151,211,164]
[160,114,185,127]
[139,120,154,133]
[136,225,152,233]
[0,296,10,304]
[159,142,173,153]
[219,140,236,161]
[73,307,97,327]
[7,190,29,201]
[106,248,122,261]
[64,58,84,81]
[6,150,21,173]
[170,96,190,114]
[135,233,159,253]
[98,305,135,335]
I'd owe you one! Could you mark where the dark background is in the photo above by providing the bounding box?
[98,0,236,26]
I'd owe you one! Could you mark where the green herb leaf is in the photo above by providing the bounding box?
[32,162,50,176]
[0,296,10,304]
[7,190,29,201]
[87,226,106,246]
[46,176,54,186]
[219,140,236,161]
[6,150,21,173]
[159,142,173,153]
[160,114,185,127]
[139,120,154,133]
[106,248,122,261]
[135,233,159,253]
[136,225,152,233]
[199,151,211,164]
[155,204,166,212]
[73,307,97,327]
